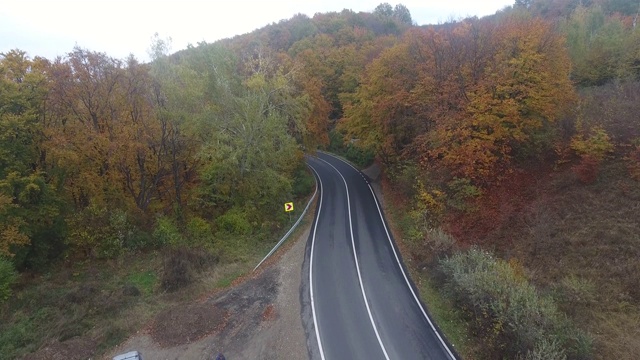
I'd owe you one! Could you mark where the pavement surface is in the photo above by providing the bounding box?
[304,153,457,360]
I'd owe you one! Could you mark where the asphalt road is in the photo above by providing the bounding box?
[305,153,457,360]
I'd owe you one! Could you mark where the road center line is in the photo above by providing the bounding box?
[315,156,391,360]
[323,153,457,360]
[306,162,327,360]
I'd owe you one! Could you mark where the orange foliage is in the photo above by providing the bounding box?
[342,15,575,185]
[45,48,192,213]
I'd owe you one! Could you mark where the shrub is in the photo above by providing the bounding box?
[67,207,140,258]
[522,339,567,360]
[100,210,135,258]
[161,251,192,292]
[626,142,640,180]
[572,155,600,184]
[292,165,315,198]
[153,216,184,247]
[216,208,251,235]
[570,127,614,183]
[425,228,455,255]
[438,248,592,359]
[345,144,375,168]
[186,217,213,247]
[0,258,17,302]
[446,177,482,212]
[160,247,217,292]
[557,275,596,307]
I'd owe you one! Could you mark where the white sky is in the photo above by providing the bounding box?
[1,0,514,61]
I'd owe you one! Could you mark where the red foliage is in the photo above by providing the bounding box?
[572,155,600,184]
[443,167,548,247]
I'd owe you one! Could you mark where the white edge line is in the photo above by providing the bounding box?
[307,163,327,360]
[322,152,457,360]
[316,156,391,360]
[253,163,319,272]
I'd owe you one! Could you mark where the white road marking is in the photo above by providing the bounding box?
[323,153,457,360]
[315,156,391,360]
[306,163,326,360]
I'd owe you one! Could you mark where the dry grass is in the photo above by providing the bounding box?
[457,160,640,359]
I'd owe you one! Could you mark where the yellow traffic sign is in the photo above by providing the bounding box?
[284,202,294,212]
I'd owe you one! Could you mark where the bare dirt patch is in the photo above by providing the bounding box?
[105,224,311,360]
[151,303,229,347]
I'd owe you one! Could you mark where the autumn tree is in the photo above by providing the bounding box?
[563,3,640,85]
[41,47,203,256]
[340,39,423,165]
[0,50,64,268]
[343,15,575,184]
[433,16,576,182]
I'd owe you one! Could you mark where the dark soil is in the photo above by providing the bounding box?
[151,303,229,347]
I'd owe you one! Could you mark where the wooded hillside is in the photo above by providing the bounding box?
[2,1,640,359]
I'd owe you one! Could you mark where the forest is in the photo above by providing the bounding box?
[2,0,640,359]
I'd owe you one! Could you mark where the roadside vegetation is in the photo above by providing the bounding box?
[2,0,640,358]
[338,1,640,359]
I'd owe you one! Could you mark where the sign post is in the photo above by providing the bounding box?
[284,202,294,223]
[284,202,294,212]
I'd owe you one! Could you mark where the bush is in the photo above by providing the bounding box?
[186,217,213,246]
[100,210,135,258]
[216,208,252,235]
[446,177,482,212]
[557,275,596,308]
[438,248,592,359]
[572,155,600,184]
[522,339,567,360]
[327,129,375,168]
[153,216,184,247]
[160,247,216,292]
[425,228,455,255]
[292,165,315,198]
[570,127,614,183]
[345,144,375,168]
[161,250,192,292]
[0,258,17,302]
[67,207,141,258]
[626,143,640,180]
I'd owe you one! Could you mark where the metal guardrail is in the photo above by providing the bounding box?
[253,164,319,272]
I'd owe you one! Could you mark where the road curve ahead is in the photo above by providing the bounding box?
[306,153,457,360]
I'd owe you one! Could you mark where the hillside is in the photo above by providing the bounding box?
[1,1,640,359]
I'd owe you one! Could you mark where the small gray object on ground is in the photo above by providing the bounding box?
[113,350,142,360]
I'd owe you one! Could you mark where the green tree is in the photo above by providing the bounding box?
[374,3,394,17]
[394,4,413,24]
[0,50,65,268]
[0,257,17,302]
[199,51,305,224]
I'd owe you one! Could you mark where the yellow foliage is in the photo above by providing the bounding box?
[0,224,29,258]
[413,180,446,224]
[508,257,527,283]
[570,126,614,161]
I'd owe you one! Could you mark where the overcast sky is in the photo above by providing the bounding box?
[1,0,514,61]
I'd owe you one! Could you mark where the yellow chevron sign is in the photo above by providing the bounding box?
[284,202,294,212]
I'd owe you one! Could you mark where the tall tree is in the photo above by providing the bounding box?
[0,50,63,267]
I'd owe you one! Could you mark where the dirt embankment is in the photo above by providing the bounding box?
[103,227,311,360]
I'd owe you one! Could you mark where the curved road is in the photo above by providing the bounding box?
[305,153,457,360]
